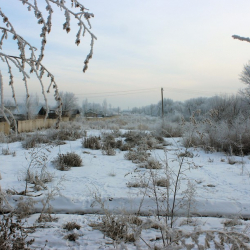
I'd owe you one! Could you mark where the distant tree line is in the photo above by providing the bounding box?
[131,94,250,122]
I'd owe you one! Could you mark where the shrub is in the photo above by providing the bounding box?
[64,233,79,241]
[183,117,250,155]
[178,151,194,158]
[0,214,34,249]
[24,168,53,191]
[47,122,84,141]
[102,144,116,156]
[123,131,164,149]
[92,214,136,242]
[139,157,162,169]
[156,178,170,188]
[102,134,117,148]
[82,136,101,150]
[22,133,50,149]
[124,148,150,164]
[15,197,36,219]
[63,221,81,231]
[2,147,16,156]
[160,122,183,137]
[53,152,82,171]
[127,181,148,188]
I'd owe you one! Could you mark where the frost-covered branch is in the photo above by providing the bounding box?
[0,0,96,128]
[232,35,250,43]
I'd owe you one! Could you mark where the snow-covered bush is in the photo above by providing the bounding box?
[22,133,50,149]
[138,157,162,169]
[92,214,138,243]
[155,121,183,138]
[124,148,150,164]
[15,197,36,219]
[47,122,84,141]
[101,144,116,156]
[183,116,250,155]
[53,152,82,171]
[82,136,101,150]
[0,214,34,249]
[123,131,163,149]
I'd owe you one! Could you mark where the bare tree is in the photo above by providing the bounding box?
[0,0,96,129]
[60,91,78,112]
[238,62,250,105]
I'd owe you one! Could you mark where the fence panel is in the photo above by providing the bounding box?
[17,118,58,133]
[4,117,73,134]
[0,122,10,135]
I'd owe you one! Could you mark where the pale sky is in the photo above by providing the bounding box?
[1,0,250,109]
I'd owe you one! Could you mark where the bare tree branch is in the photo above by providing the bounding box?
[0,0,96,129]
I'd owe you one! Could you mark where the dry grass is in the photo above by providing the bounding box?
[124,148,150,164]
[91,214,137,243]
[2,147,16,156]
[139,157,162,169]
[63,221,81,231]
[82,136,101,150]
[53,152,82,171]
[0,214,34,249]
[22,133,50,149]
[64,233,79,241]
[156,178,170,188]
[127,181,148,188]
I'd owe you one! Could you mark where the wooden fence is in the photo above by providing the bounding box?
[0,122,10,135]
[0,117,70,134]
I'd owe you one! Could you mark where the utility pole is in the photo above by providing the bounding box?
[161,87,164,119]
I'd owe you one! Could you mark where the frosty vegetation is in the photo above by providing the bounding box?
[1,110,250,248]
[0,0,96,128]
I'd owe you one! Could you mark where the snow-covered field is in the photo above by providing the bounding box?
[1,125,250,249]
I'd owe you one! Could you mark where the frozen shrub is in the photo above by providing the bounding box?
[0,132,6,143]
[24,168,53,191]
[47,124,83,141]
[123,131,147,147]
[178,151,194,158]
[161,122,183,137]
[124,148,150,164]
[156,178,170,187]
[82,136,101,150]
[2,147,16,156]
[0,214,34,249]
[137,123,149,130]
[127,181,148,188]
[6,133,25,143]
[139,157,162,169]
[183,116,250,155]
[63,221,81,231]
[22,133,50,149]
[102,133,117,148]
[92,214,135,242]
[123,131,164,149]
[119,143,131,151]
[64,233,79,241]
[15,197,36,219]
[102,144,116,156]
[53,152,82,171]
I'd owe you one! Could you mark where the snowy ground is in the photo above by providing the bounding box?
[1,128,250,249]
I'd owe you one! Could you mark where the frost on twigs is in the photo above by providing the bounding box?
[232,35,250,43]
[0,0,96,128]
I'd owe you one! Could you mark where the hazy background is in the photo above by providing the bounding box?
[1,0,250,109]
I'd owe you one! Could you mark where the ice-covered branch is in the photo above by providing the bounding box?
[232,35,250,43]
[0,0,96,128]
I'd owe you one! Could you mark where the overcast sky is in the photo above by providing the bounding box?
[1,0,250,109]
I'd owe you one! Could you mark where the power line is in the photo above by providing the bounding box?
[2,86,232,99]
[74,87,159,96]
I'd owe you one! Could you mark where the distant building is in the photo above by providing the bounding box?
[85,109,98,118]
